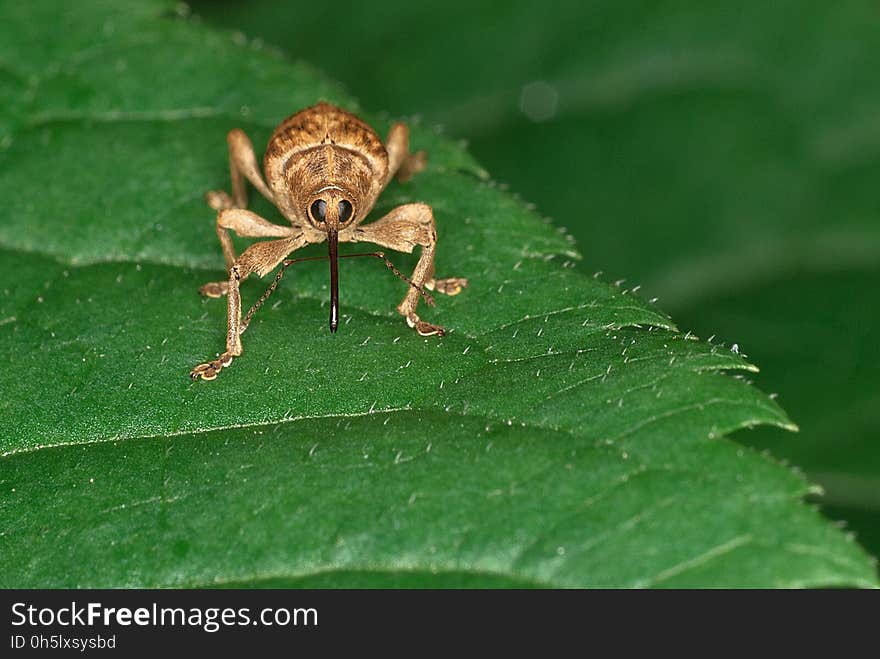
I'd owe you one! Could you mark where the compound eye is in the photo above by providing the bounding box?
[310,199,327,222]
[338,199,353,224]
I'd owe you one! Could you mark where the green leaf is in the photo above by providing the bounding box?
[1,0,876,588]
[193,0,880,564]
[439,2,880,560]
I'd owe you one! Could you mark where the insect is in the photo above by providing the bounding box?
[190,102,468,381]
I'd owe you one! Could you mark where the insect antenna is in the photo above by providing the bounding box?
[241,251,434,333]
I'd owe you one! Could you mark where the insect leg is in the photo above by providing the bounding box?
[349,203,467,336]
[191,234,307,381]
[383,122,427,186]
[227,128,275,207]
[199,209,295,298]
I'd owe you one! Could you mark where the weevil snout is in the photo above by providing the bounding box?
[306,187,355,334]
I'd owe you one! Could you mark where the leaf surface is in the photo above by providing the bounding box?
[0,0,876,588]
[192,0,880,562]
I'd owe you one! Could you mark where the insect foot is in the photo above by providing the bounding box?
[190,352,235,381]
[396,150,427,182]
[205,190,235,211]
[406,313,446,337]
[198,281,229,298]
[427,277,469,296]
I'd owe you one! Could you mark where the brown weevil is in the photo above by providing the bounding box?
[190,102,468,380]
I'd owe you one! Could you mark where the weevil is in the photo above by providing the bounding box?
[190,102,468,380]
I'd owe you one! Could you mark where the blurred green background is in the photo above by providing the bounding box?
[192,0,880,559]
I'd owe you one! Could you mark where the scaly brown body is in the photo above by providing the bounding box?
[191,102,468,381]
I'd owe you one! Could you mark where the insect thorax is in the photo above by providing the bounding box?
[263,103,388,220]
